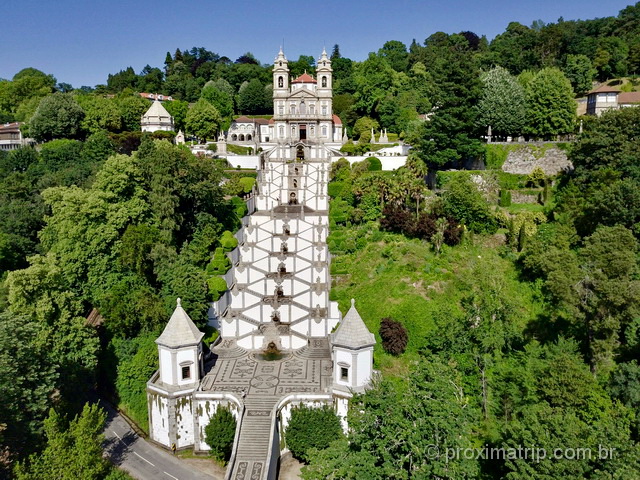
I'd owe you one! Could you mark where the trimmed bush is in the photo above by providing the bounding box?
[379,317,408,355]
[229,196,247,218]
[285,405,343,462]
[367,156,382,171]
[220,230,238,251]
[206,248,231,275]
[204,406,237,462]
[207,276,228,301]
[339,141,356,155]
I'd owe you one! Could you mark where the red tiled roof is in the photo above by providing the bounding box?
[291,72,317,84]
[139,92,173,101]
[0,122,21,132]
[268,118,275,124]
[588,84,621,94]
[233,116,272,124]
[618,91,640,104]
[332,114,342,125]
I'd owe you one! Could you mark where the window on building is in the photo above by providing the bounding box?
[181,366,191,380]
[279,106,284,115]
[279,126,284,137]
[322,106,327,115]
[322,76,327,87]
[340,367,348,381]
[322,126,327,136]
[278,76,283,88]
[291,104,296,114]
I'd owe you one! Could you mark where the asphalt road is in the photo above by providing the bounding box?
[101,400,218,480]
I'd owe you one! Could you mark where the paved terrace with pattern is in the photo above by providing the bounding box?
[201,337,332,479]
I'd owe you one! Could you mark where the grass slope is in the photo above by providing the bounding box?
[330,230,543,377]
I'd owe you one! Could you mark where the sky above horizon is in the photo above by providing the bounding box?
[1,0,635,88]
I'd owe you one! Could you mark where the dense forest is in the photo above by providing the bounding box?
[1,3,640,480]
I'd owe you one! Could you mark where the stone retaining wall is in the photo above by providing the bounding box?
[502,146,572,176]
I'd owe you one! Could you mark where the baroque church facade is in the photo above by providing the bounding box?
[146,49,375,480]
[225,51,346,152]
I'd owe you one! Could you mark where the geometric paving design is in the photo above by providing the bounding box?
[200,339,333,480]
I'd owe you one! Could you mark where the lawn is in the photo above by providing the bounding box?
[329,228,544,376]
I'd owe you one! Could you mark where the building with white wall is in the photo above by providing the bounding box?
[141,100,174,132]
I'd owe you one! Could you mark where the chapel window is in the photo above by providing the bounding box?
[340,367,348,381]
[181,366,191,380]
[278,76,283,88]
[322,76,327,87]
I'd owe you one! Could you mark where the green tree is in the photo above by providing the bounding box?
[113,334,158,425]
[0,312,58,461]
[14,404,110,480]
[204,406,236,462]
[76,95,122,134]
[488,22,540,73]
[185,99,221,142]
[305,358,481,478]
[353,53,398,116]
[476,66,527,138]
[0,68,56,115]
[286,405,343,462]
[163,99,189,132]
[563,54,595,96]
[29,93,85,142]
[236,78,269,114]
[116,93,151,132]
[107,67,138,93]
[408,33,484,176]
[201,82,234,118]
[593,37,629,81]
[378,40,409,72]
[523,67,576,138]
[556,107,640,237]
[494,340,640,479]
[289,55,316,78]
[352,116,379,143]
[442,174,497,233]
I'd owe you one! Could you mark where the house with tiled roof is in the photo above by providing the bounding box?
[139,92,173,102]
[227,116,272,148]
[586,84,640,116]
[0,122,34,151]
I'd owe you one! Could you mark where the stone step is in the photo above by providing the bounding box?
[295,345,331,359]
[229,402,277,479]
